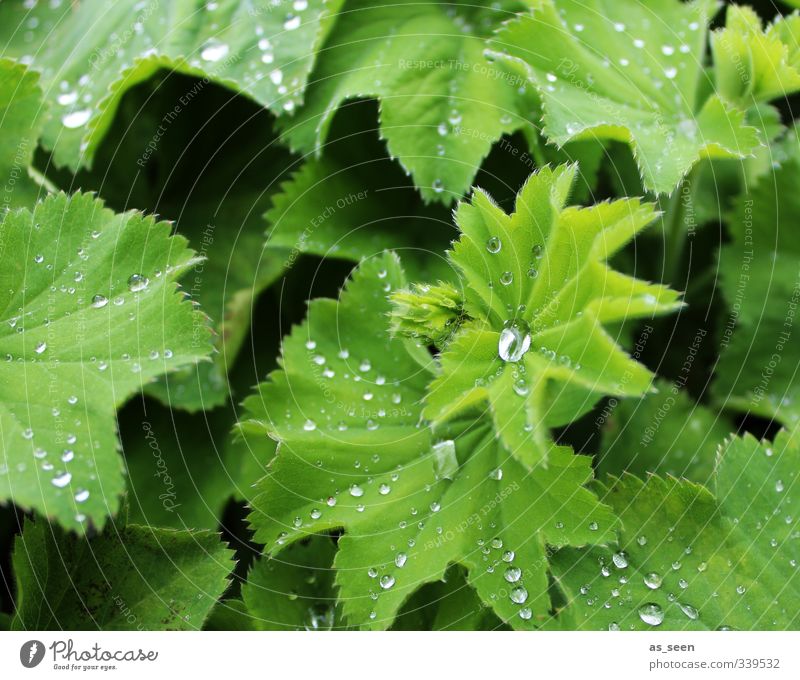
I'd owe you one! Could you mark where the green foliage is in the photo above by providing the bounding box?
[421,164,681,468]
[1,0,799,635]
[0,192,211,531]
[0,0,340,168]
[714,130,800,424]
[390,281,465,345]
[245,252,616,629]
[0,60,46,213]
[277,0,529,203]
[712,6,800,107]
[243,535,338,630]
[598,379,733,484]
[553,427,800,630]
[489,0,761,194]
[11,518,233,629]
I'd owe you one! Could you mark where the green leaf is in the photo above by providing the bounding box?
[392,565,506,630]
[264,159,452,279]
[227,419,278,505]
[245,251,615,630]
[712,6,800,108]
[203,598,256,631]
[277,0,530,203]
[714,143,800,425]
[597,379,733,484]
[11,518,233,630]
[553,427,800,630]
[489,0,761,194]
[55,72,293,410]
[419,164,681,468]
[0,59,46,213]
[243,535,339,630]
[264,103,455,281]
[0,192,212,531]
[0,0,342,169]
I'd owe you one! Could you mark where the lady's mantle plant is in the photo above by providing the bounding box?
[1,0,799,633]
[243,165,681,629]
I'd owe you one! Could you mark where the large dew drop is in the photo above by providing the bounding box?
[62,109,91,128]
[51,471,72,488]
[498,320,531,363]
[638,602,665,626]
[128,274,149,292]
[200,40,229,62]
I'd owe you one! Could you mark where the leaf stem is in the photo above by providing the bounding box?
[662,165,699,285]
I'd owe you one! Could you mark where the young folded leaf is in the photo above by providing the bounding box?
[245,252,615,630]
[488,0,761,194]
[416,164,682,469]
[554,427,800,630]
[0,193,212,531]
[390,282,465,346]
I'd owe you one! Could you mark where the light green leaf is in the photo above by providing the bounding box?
[0,59,46,213]
[712,6,800,108]
[243,535,339,630]
[0,192,212,531]
[277,0,530,203]
[0,0,342,169]
[418,164,681,468]
[597,379,733,484]
[245,251,615,630]
[489,0,761,194]
[56,71,293,410]
[553,427,800,630]
[11,518,234,630]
